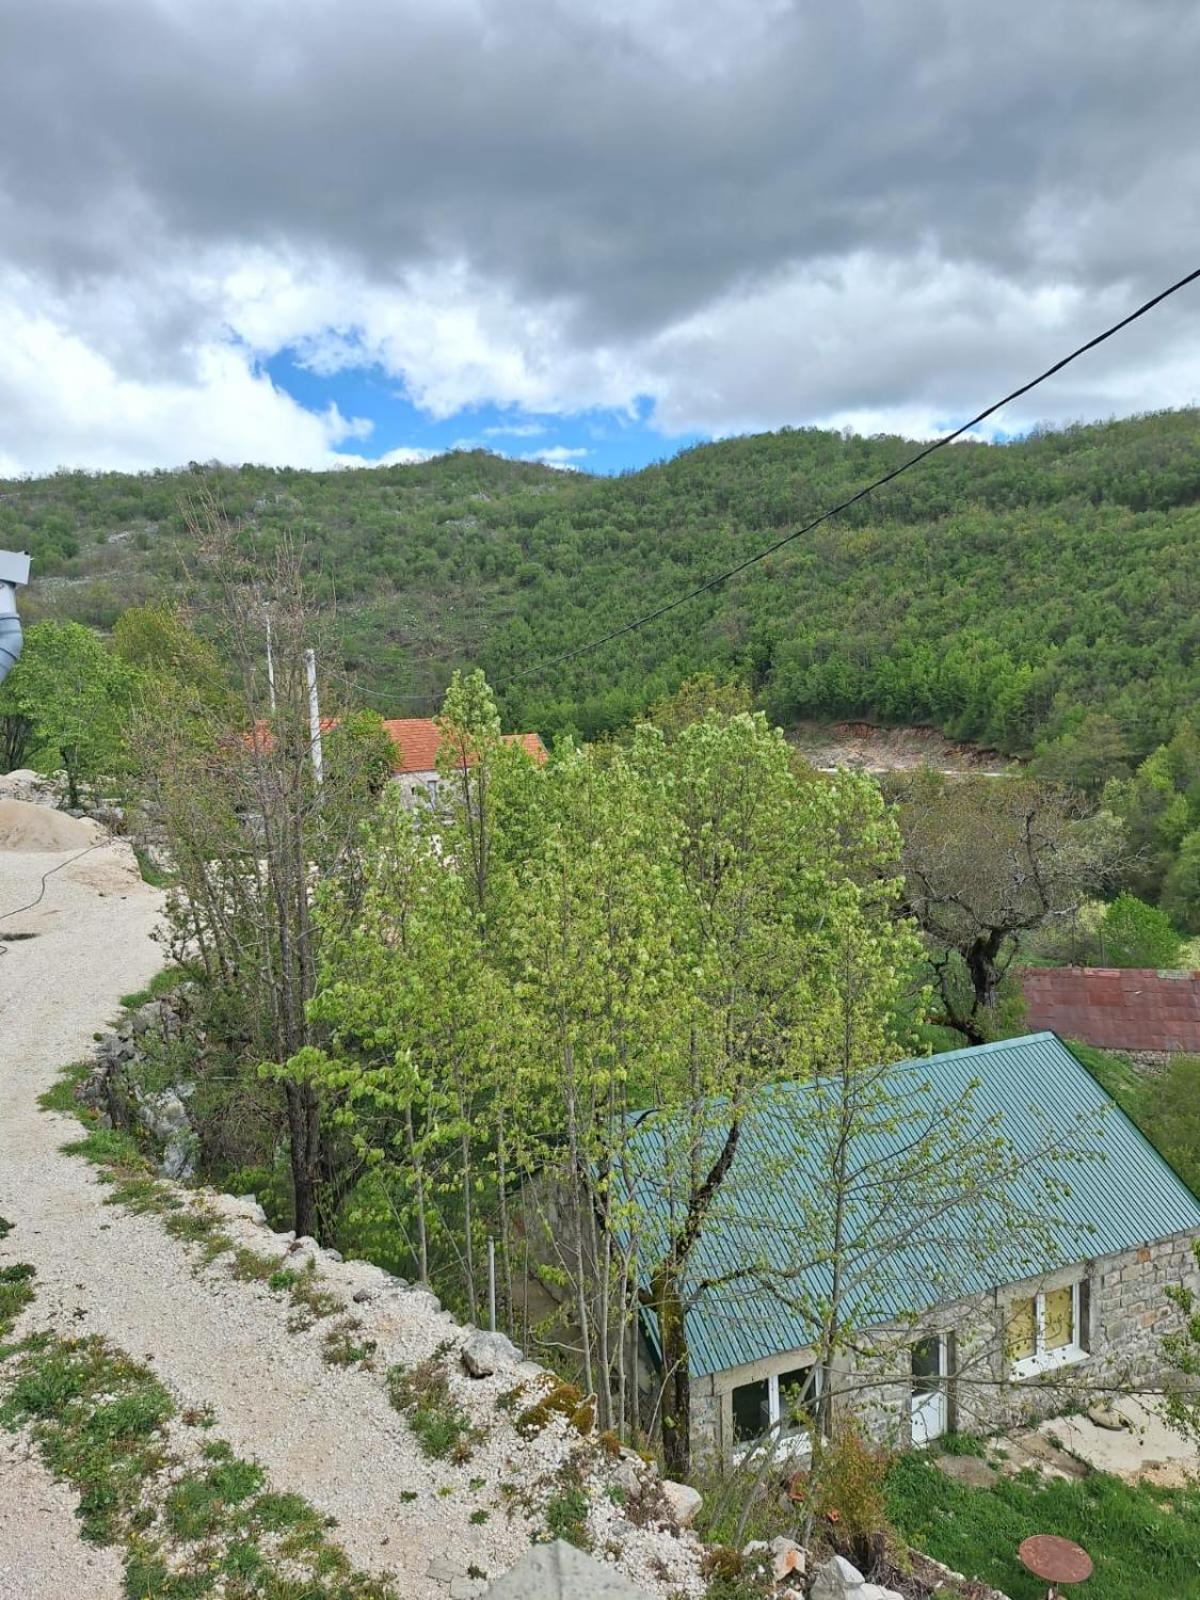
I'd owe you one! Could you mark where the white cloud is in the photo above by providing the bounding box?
[521,445,590,469]
[644,252,1200,440]
[0,269,374,476]
[373,445,438,466]
[483,421,546,437]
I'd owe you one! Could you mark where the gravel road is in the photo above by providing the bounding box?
[0,838,536,1598]
[0,834,702,1600]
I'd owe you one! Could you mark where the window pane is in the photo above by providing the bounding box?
[911,1337,943,1395]
[732,1379,770,1444]
[1006,1297,1037,1361]
[777,1366,815,1435]
[1045,1286,1075,1351]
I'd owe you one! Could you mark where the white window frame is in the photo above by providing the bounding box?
[1009,1281,1086,1379]
[731,1365,821,1458]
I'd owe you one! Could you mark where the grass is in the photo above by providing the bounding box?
[886,1454,1200,1600]
[542,1467,591,1550]
[117,966,182,1012]
[1070,1041,1200,1199]
[322,1319,378,1369]
[132,846,175,890]
[0,1329,395,1597]
[387,1356,481,1463]
[36,1061,91,1115]
[0,1262,36,1339]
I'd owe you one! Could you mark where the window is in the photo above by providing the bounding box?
[1006,1281,1088,1377]
[777,1365,817,1437]
[731,1366,820,1449]
[731,1378,770,1445]
[423,777,441,807]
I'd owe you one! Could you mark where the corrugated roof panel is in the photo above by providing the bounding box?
[628,1033,1200,1378]
[1021,968,1200,1051]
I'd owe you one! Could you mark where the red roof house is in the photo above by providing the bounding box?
[1020,967,1200,1053]
[381,718,545,776]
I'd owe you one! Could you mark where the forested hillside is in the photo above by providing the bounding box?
[6,408,1200,758]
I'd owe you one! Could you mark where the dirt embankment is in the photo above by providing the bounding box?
[790,721,1019,776]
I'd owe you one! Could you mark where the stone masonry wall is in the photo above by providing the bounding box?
[692,1229,1200,1458]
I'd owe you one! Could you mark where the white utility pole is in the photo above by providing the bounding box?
[488,1238,497,1332]
[265,613,277,713]
[304,647,324,789]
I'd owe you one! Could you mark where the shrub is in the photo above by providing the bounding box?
[808,1420,894,1576]
[1099,893,1183,968]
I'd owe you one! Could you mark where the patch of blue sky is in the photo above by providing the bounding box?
[262,353,704,474]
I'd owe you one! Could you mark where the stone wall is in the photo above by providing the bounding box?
[691,1229,1200,1458]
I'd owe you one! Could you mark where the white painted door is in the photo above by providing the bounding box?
[911,1335,948,1444]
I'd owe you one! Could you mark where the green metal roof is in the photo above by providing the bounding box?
[630,1032,1200,1379]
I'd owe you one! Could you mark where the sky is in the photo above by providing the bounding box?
[1,0,1199,478]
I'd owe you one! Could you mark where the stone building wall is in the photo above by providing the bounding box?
[690,1228,1200,1459]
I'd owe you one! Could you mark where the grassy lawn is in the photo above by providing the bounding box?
[886,1455,1200,1599]
[1068,1040,1200,1199]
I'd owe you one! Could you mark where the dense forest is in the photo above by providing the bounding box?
[5,408,1199,762]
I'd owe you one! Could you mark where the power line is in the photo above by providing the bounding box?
[503,264,1200,686]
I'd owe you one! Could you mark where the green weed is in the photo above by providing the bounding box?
[387,1359,481,1463]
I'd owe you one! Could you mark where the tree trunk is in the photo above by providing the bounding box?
[284,1079,320,1240]
[650,1262,691,1479]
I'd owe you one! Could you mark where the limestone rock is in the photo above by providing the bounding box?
[809,1554,865,1600]
[770,1536,806,1582]
[405,1286,442,1315]
[934,1453,999,1490]
[660,1478,701,1527]
[1088,1402,1132,1431]
[462,1330,521,1377]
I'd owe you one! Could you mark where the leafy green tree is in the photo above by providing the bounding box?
[111,602,229,709]
[1098,892,1183,968]
[129,517,385,1241]
[4,619,137,804]
[1163,829,1200,934]
[895,773,1124,1042]
[1034,712,1134,793]
[1104,724,1200,909]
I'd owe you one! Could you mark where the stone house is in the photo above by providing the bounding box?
[633,1033,1200,1460]
[381,718,545,807]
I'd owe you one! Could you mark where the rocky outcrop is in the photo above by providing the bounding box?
[78,989,197,1179]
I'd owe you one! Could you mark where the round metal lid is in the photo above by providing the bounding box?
[1018,1534,1094,1583]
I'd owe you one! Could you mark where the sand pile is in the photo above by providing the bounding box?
[0,798,102,852]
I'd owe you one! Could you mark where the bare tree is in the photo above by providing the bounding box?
[129,500,389,1239]
[893,772,1123,1042]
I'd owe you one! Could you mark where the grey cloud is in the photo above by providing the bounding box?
[1,0,1199,464]
[3,0,1199,336]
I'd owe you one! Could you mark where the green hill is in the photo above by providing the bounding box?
[6,408,1200,753]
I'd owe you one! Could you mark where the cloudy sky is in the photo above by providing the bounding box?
[2,0,1199,477]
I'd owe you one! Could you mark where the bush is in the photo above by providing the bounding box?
[1099,893,1183,968]
[807,1420,893,1576]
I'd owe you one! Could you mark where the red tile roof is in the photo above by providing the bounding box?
[381,718,545,775]
[1020,967,1200,1053]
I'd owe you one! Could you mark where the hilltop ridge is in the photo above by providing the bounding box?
[6,408,1199,757]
